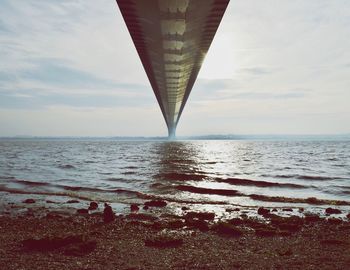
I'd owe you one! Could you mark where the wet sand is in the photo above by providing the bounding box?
[0,200,350,270]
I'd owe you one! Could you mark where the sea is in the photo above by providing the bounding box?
[1,137,349,217]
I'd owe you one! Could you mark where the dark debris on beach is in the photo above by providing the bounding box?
[0,200,350,270]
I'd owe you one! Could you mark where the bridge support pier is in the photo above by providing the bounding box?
[168,126,176,140]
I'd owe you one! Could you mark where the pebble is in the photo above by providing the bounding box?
[257,207,270,216]
[144,200,167,208]
[130,204,139,212]
[103,203,115,223]
[325,208,341,215]
[185,212,215,221]
[88,202,98,211]
[23,199,35,204]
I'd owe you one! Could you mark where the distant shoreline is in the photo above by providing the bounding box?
[1,134,350,141]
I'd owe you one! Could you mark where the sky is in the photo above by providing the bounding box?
[0,0,349,137]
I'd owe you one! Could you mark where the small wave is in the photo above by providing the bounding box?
[204,161,217,165]
[160,159,196,165]
[327,158,339,161]
[58,164,76,169]
[156,173,207,181]
[298,175,340,181]
[106,177,124,182]
[6,179,143,197]
[121,171,136,175]
[123,166,138,169]
[262,174,341,181]
[333,164,345,167]
[0,187,93,201]
[0,176,16,180]
[0,182,147,200]
[215,177,306,189]
[84,160,96,164]
[249,194,350,206]
[13,180,49,186]
[176,185,242,196]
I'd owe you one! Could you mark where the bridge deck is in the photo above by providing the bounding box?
[116,0,230,137]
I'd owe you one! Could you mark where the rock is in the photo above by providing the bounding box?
[325,208,341,215]
[22,235,96,256]
[257,207,270,216]
[272,208,278,212]
[143,205,149,210]
[213,222,243,237]
[255,227,276,237]
[282,208,293,212]
[228,218,243,226]
[23,199,35,204]
[66,200,79,204]
[185,218,209,232]
[130,204,139,212]
[63,240,97,256]
[150,221,163,231]
[347,213,350,219]
[125,213,158,221]
[89,202,98,210]
[306,197,320,204]
[77,209,88,214]
[181,206,190,211]
[278,223,301,233]
[166,219,185,230]
[327,218,342,225]
[103,203,115,223]
[144,200,167,208]
[185,212,215,221]
[304,214,322,223]
[88,202,98,210]
[22,235,84,251]
[145,234,183,248]
[271,216,304,232]
[299,208,304,212]
[126,213,158,222]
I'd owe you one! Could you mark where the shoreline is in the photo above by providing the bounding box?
[1,197,350,269]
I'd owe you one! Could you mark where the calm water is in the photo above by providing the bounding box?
[0,139,350,212]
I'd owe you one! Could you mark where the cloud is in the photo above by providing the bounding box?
[0,0,350,136]
[238,66,279,76]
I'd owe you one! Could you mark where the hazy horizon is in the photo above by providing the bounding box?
[1,133,350,141]
[1,0,350,137]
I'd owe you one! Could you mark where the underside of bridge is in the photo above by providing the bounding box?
[116,0,230,138]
